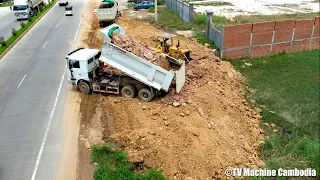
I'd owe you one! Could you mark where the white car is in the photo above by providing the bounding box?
[59,0,68,6]
[65,6,73,16]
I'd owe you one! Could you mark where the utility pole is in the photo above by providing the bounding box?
[155,0,158,22]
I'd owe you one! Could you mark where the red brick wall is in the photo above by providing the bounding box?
[221,16,320,59]
[223,23,252,49]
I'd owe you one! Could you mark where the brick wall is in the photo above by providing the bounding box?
[220,16,320,59]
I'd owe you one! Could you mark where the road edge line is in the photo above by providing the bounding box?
[30,65,66,180]
[0,1,57,60]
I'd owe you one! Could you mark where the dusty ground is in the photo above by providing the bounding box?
[56,89,80,180]
[77,0,265,179]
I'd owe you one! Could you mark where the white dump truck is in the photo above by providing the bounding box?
[10,0,43,20]
[94,1,120,27]
[66,25,185,102]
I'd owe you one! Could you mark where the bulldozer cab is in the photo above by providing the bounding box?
[155,34,176,53]
[155,34,191,62]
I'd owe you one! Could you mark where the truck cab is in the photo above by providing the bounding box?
[66,47,159,101]
[66,48,101,87]
[11,0,31,20]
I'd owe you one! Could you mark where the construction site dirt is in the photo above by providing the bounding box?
[76,0,265,179]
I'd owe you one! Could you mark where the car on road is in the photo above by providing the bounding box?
[65,5,72,16]
[59,0,68,6]
[133,1,154,10]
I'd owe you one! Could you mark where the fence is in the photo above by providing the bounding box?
[206,11,320,59]
[166,0,194,23]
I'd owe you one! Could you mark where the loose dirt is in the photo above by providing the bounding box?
[77,0,265,179]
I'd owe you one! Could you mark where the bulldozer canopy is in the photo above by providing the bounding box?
[158,34,176,39]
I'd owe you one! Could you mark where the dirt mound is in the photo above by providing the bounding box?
[78,1,265,179]
[114,34,171,70]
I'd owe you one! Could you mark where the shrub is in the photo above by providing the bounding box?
[20,22,25,28]
[28,16,32,22]
[12,28,17,36]
[149,7,155,13]
[0,37,6,46]
[157,0,165,5]
[195,14,207,25]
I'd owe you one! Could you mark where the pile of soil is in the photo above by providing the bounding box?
[77,0,265,179]
[114,34,171,70]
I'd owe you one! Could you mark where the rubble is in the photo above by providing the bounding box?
[113,34,171,70]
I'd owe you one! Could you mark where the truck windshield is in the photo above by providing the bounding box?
[12,5,28,11]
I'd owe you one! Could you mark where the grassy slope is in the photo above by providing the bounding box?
[0,2,13,7]
[92,145,166,180]
[228,50,320,178]
[148,7,216,48]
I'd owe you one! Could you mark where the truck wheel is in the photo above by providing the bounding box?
[138,88,153,102]
[78,81,91,94]
[121,84,136,98]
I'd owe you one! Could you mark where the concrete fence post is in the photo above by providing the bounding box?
[269,30,276,56]
[206,10,214,40]
[309,25,315,50]
[188,2,194,23]
[249,32,253,58]
[220,25,225,59]
[290,28,296,49]
[181,2,184,22]
[175,0,178,14]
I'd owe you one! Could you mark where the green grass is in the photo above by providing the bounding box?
[0,1,13,7]
[127,3,135,8]
[149,7,154,13]
[92,145,166,180]
[148,7,220,48]
[0,0,56,55]
[227,50,320,179]
[193,31,216,49]
[148,7,194,30]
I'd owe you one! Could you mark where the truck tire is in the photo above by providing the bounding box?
[121,84,136,98]
[138,88,153,102]
[78,81,91,94]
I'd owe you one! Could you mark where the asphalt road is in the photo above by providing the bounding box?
[0,0,87,179]
[0,6,27,41]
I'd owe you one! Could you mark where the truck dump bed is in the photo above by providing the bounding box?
[29,0,43,8]
[96,2,118,21]
[99,26,185,93]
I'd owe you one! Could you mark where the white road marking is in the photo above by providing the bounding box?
[74,17,82,42]
[56,23,59,27]
[30,1,86,179]
[17,74,27,88]
[42,41,48,49]
[11,19,15,22]
[30,66,66,180]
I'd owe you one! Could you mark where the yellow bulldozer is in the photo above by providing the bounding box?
[154,34,191,62]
